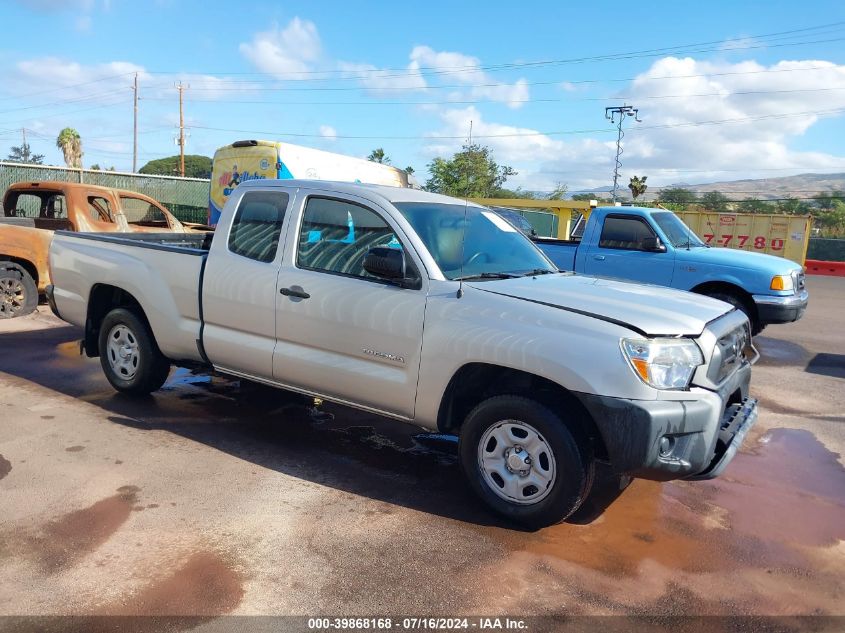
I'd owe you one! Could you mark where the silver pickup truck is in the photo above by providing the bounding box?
[47,180,758,527]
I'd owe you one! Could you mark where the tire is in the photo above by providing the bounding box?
[705,291,761,335]
[459,395,594,528]
[0,265,38,319]
[98,308,171,395]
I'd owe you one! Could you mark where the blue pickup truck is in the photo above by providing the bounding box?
[534,206,808,334]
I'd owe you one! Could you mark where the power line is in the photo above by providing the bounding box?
[186,107,845,140]
[145,21,845,80]
[136,86,845,107]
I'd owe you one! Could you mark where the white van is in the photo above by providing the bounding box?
[209,140,417,224]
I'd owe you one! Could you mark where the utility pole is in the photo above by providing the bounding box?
[605,104,641,202]
[176,81,187,177]
[21,127,26,150]
[132,73,138,173]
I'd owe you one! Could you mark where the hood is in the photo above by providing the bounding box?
[679,245,801,275]
[467,274,732,337]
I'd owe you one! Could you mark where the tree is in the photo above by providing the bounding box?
[659,187,697,204]
[700,190,730,211]
[367,148,390,164]
[6,142,44,164]
[545,182,568,200]
[628,175,648,200]
[56,127,83,168]
[815,200,845,236]
[812,190,845,210]
[738,199,772,214]
[139,155,212,179]
[775,196,810,215]
[404,166,414,175]
[425,144,516,198]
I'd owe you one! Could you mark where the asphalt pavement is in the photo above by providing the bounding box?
[0,277,842,628]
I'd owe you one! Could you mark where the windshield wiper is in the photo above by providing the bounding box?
[520,268,557,277]
[453,272,520,281]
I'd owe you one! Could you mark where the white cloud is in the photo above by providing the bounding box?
[340,45,529,108]
[239,18,321,78]
[11,58,148,99]
[338,61,427,92]
[410,46,529,108]
[611,57,845,181]
[319,125,337,140]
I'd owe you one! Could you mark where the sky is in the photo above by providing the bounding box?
[1,0,845,194]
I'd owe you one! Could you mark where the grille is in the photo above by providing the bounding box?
[708,323,751,384]
[792,270,806,291]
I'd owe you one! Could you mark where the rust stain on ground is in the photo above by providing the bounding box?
[98,551,244,616]
[21,486,140,572]
[0,453,11,480]
[677,428,845,549]
[480,428,845,615]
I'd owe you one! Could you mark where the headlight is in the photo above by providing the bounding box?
[621,338,704,390]
[770,274,794,292]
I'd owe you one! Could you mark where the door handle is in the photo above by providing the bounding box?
[279,287,310,299]
[593,255,606,261]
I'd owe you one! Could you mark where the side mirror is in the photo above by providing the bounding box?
[641,236,666,252]
[363,246,406,280]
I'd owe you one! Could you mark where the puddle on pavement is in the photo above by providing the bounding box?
[754,337,811,366]
[10,485,140,573]
[96,550,243,616]
[496,428,845,578]
[0,453,10,480]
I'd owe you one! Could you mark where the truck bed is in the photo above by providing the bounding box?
[49,231,212,363]
[56,230,214,253]
[534,237,580,271]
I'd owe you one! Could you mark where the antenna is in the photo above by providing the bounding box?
[457,120,473,299]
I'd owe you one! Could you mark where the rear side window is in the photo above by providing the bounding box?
[228,191,289,263]
[88,196,113,222]
[599,215,655,250]
[297,197,403,280]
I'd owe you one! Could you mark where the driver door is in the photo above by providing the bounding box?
[272,193,427,419]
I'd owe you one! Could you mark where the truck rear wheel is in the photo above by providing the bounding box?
[98,308,171,395]
[0,265,38,319]
[459,395,594,528]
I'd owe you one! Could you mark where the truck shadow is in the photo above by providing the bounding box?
[0,324,627,530]
[805,353,845,379]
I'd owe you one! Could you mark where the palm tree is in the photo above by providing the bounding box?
[367,148,390,164]
[628,175,648,200]
[56,128,83,168]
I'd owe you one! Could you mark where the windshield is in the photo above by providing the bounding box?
[393,202,557,280]
[651,211,706,248]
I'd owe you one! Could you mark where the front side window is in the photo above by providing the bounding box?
[228,191,289,263]
[599,216,656,250]
[297,197,409,281]
[120,196,167,226]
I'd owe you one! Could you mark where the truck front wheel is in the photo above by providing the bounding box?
[0,265,38,319]
[459,395,594,528]
[98,308,171,395]
[705,291,761,335]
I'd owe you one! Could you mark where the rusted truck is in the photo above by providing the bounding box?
[0,181,198,318]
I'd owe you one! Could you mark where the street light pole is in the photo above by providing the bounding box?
[605,104,641,202]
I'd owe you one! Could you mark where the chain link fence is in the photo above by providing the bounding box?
[807,238,845,262]
[0,162,210,223]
